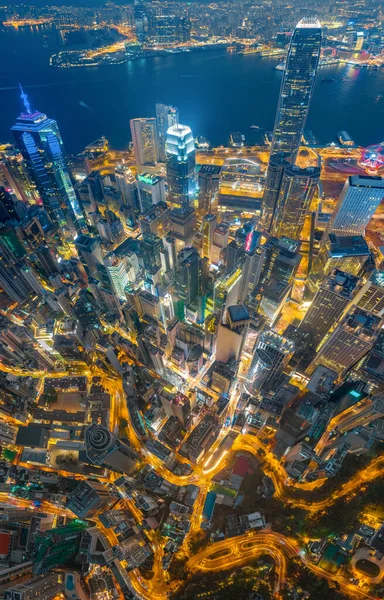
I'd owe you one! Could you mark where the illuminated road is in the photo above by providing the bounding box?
[186,531,298,596]
[186,531,380,600]
[2,363,383,600]
[0,493,74,518]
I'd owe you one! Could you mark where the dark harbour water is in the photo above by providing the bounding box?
[1,25,384,154]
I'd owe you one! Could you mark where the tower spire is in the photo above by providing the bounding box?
[19,83,32,114]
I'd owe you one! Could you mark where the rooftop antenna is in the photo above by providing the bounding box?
[19,83,32,114]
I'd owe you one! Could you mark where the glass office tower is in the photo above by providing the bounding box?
[165,124,196,208]
[271,164,320,240]
[156,103,179,163]
[262,18,322,231]
[12,87,86,232]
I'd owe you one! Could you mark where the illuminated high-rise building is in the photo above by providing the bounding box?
[0,187,18,223]
[165,124,196,208]
[0,146,41,205]
[262,18,322,230]
[216,305,250,363]
[159,386,194,427]
[151,15,179,45]
[238,246,266,303]
[12,87,86,232]
[66,480,117,519]
[265,237,302,287]
[202,213,217,261]
[326,175,384,237]
[134,0,149,43]
[306,307,381,377]
[104,254,132,300]
[130,118,159,173]
[75,235,104,279]
[33,522,87,575]
[250,330,294,392]
[213,268,242,316]
[156,103,179,163]
[271,165,320,240]
[4,573,65,600]
[197,164,221,214]
[137,173,166,213]
[328,393,384,436]
[170,205,196,246]
[307,234,371,295]
[0,249,32,304]
[355,270,384,317]
[175,246,200,308]
[162,234,178,277]
[84,423,137,475]
[211,222,230,265]
[115,164,140,226]
[299,270,362,349]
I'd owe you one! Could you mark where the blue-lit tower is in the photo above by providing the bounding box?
[165,124,196,208]
[262,18,322,231]
[12,86,87,233]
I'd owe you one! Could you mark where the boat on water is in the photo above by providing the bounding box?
[275,63,285,71]
[250,125,261,129]
[321,78,335,83]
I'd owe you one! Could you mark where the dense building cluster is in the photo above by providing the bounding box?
[0,2,384,600]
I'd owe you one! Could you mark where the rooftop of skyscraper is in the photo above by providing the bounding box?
[328,234,369,256]
[370,270,384,287]
[297,17,322,29]
[342,307,382,338]
[349,175,384,188]
[322,269,362,298]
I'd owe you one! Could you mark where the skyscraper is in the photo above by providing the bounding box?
[271,164,320,240]
[33,522,87,575]
[175,246,200,308]
[130,118,159,172]
[216,304,250,363]
[0,249,32,304]
[12,87,86,232]
[4,572,65,600]
[197,164,221,214]
[104,254,132,300]
[151,15,179,46]
[250,330,294,392]
[262,18,322,230]
[238,246,266,303]
[326,175,384,237]
[165,124,196,207]
[134,0,150,43]
[306,307,382,377]
[75,235,104,279]
[202,213,217,261]
[159,386,194,426]
[137,173,166,213]
[66,480,117,519]
[0,187,18,223]
[307,234,371,295]
[115,164,140,226]
[156,103,179,162]
[84,423,138,474]
[213,268,242,316]
[299,269,363,349]
[355,270,384,317]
